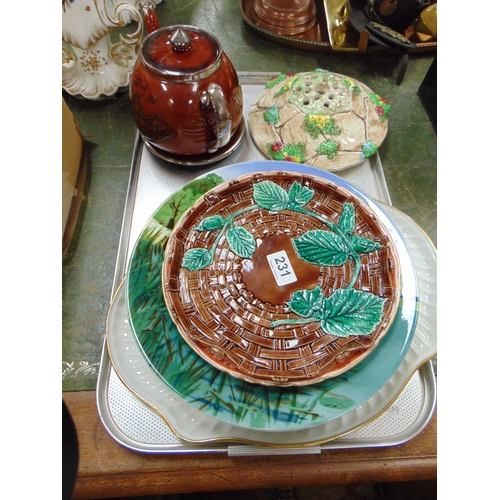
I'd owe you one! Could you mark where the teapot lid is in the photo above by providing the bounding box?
[141,25,222,81]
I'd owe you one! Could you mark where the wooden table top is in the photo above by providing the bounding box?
[63,389,437,500]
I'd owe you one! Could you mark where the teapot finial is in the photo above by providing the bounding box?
[171,28,192,52]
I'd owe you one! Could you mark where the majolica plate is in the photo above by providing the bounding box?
[125,161,418,432]
[110,203,435,446]
[162,171,401,386]
[248,70,390,172]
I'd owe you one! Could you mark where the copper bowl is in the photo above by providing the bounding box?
[250,0,317,36]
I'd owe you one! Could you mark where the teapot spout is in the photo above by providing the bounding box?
[138,0,160,34]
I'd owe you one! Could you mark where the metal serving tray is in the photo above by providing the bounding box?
[96,73,436,455]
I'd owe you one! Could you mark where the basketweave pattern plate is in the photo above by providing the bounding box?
[162,170,401,387]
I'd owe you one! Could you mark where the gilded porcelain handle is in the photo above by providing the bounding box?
[200,83,232,153]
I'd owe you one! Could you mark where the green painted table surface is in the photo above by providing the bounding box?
[62,0,436,392]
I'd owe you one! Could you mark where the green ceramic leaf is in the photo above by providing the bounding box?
[360,140,378,159]
[226,225,256,258]
[182,247,213,271]
[288,182,314,207]
[292,230,350,266]
[274,75,299,96]
[263,104,280,126]
[195,215,226,231]
[265,73,287,89]
[349,235,381,253]
[315,139,339,160]
[253,180,290,211]
[339,202,355,235]
[321,288,386,337]
[287,286,325,319]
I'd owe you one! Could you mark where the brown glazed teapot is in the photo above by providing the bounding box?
[129,1,244,162]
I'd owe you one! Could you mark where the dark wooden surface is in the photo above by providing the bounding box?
[63,390,437,499]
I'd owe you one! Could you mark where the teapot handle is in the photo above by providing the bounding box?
[138,0,160,34]
[200,84,232,153]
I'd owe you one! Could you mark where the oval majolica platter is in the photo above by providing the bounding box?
[126,161,418,431]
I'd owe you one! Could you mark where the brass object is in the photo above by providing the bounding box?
[323,0,351,47]
[415,3,437,42]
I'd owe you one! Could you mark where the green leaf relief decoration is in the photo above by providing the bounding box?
[182,248,212,271]
[252,180,290,210]
[320,288,386,337]
[226,225,256,259]
[304,114,341,140]
[266,142,307,163]
[342,77,362,95]
[360,140,378,159]
[350,235,382,253]
[271,286,386,337]
[292,230,350,267]
[265,73,291,89]
[274,75,299,97]
[285,286,324,319]
[368,93,390,122]
[154,174,225,232]
[288,182,315,207]
[194,215,226,231]
[180,180,386,338]
[263,104,280,126]
[316,139,339,160]
[138,174,226,250]
[339,202,355,234]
